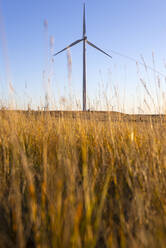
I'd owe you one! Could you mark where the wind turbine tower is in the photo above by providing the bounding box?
[54,4,112,111]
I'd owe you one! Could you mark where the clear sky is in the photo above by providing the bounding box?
[0,0,166,113]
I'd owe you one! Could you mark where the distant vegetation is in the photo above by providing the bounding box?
[0,110,166,248]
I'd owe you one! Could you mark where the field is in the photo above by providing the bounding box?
[0,110,166,248]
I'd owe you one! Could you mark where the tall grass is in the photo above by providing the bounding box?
[0,110,165,247]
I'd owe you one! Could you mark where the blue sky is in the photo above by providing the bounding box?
[0,0,166,113]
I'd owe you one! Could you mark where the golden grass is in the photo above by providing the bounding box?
[0,110,166,248]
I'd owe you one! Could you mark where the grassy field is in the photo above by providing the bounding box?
[0,110,166,248]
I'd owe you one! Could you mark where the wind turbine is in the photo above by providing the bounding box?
[54,4,112,111]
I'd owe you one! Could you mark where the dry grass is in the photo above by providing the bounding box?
[0,110,166,248]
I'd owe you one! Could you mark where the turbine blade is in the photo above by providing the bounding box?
[83,3,86,37]
[54,39,83,56]
[87,40,112,59]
